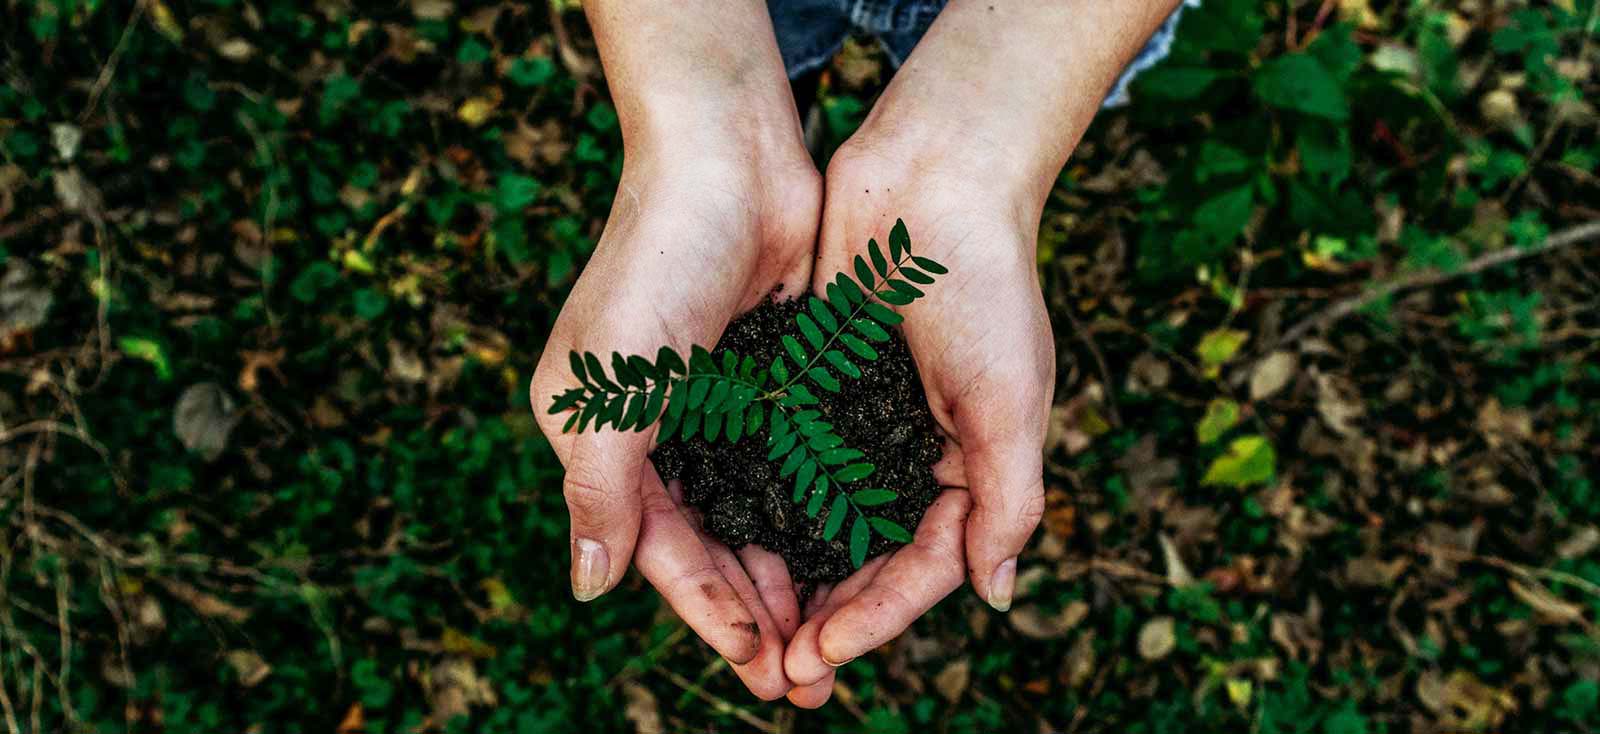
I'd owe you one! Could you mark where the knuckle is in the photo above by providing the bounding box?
[749,680,791,703]
[754,574,796,602]
[639,483,680,519]
[927,540,967,586]
[529,365,571,432]
[562,472,620,523]
[666,563,728,601]
[1017,484,1047,528]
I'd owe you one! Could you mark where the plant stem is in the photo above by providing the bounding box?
[771,251,914,397]
[770,401,869,522]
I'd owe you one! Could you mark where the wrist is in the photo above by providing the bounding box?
[848,100,1065,215]
[839,112,1054,233]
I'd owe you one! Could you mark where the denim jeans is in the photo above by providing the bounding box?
[767,0,1200,107]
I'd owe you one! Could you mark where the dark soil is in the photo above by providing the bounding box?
[650,298,944,585]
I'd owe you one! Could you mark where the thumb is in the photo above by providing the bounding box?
[955,386,1048,613]
[562,430,648,602]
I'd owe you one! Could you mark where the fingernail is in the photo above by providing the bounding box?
[572,538,609,602]
[987,557,1017,612]
[823,653,856,668]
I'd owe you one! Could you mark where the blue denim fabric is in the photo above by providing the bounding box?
[767,0,1201,108]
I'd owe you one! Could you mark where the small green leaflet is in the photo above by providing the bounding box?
[851,489,897,506]
[834,463,874,483]
[868,238,889,276]
[889,219,911,258]
[823,495,849,540]
[849,515,870,568]
[796,313,825,349]
[868,517,912,542]
[805,475,828,516]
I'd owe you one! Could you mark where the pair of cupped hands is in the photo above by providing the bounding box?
[530,118,1055,705]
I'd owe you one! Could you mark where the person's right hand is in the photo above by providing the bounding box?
[530,141,820,699]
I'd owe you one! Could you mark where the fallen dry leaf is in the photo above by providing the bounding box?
[1508,579,1584,624]
[1137,617,1176,660]
[933,658,971,703]
[1250,351,1297,400]
[622,682,663,734]
[225,650,271,687]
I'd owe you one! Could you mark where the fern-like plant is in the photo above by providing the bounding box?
[546,219,947,567]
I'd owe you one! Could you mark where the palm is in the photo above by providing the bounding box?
[779,152,1053,707]
[531,162,820,699]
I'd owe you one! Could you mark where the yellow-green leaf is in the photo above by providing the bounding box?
[1201,435,1277,488]
[1196,328,1249,378]
[1196,398,1240,445]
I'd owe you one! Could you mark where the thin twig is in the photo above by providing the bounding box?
[1269,220,1600,352]
[1414,543,1600,600]
[1059,306,1121,427]
[79,0,148,123]
[653,665,778,734]
[53,572,77,728]
[0,576,21,734]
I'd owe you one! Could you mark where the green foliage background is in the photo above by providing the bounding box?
[1,0,1598,732]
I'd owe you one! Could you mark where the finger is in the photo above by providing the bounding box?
[783,555,890,686]
[561,430,649,603]
[946,364,1050,613]
[785,673,835,709]
[738,546,801,640]
[634,472,763,665]
[708,544,792,701]
[960,435,1045,613]
[802,582,836,618]
[933,441,966,487]
[817,490,971,666]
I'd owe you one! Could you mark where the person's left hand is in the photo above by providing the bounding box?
[779,135,1055,707]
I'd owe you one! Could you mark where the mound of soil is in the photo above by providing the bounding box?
[650,298,943,585]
